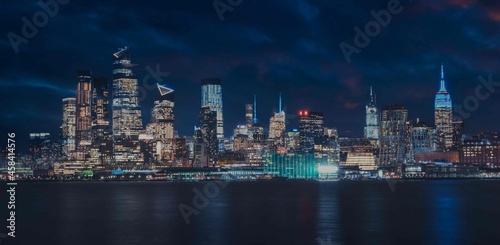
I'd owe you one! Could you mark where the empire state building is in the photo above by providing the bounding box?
[434,63,453,151]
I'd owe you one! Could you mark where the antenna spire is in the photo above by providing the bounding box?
[253,95,257,124]
[440,63,447,92]
[279,92,282,113]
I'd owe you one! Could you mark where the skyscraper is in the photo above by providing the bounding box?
[91,77,113,164]
[199,106,218,165]
[435,63,453,151]
[29,133,51,168]
[298,111,324,153]
[147,84,175,163]
[365,86,379,144]
[61,97,76,160]
[201,78,223,151]
[112,47,144,165]
[409,120,435,156]
[452,117,464,150]
[269,93,286,145]
[379,105,408,167]
[75,70,92,161]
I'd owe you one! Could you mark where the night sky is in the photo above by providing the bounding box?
[1,0,499,152]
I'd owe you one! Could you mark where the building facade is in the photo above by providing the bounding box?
[75,70,93,161]
[409,120,435,159]
[269,94,286,146]
[29,133,51,168]
[61,97,76,160]
[379,105,408,167]
[452,117,464,150]
[90,77,113,165]
[146,84,175,163]
[298,111,324,153]
[460,138,500,168]
[199,106,218,165]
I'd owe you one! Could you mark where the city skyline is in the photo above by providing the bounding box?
[1,56,498,153]
[3,2,500,245]
[1,0,499,152]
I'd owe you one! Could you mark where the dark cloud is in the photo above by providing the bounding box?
[1,0,499,151]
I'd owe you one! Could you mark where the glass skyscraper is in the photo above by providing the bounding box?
[112,47,144,165]
[199,106,218,165]
[298,111,324,153]
[91,76,113,165]
[201,78,223,151]
[379,104,408,167]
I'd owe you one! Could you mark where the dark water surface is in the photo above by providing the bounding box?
[1,180,500,245]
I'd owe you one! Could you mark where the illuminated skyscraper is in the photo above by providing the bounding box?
[112,47,143,164]
[146,84,175,163]
[452,117,464,150]
[298,111,324,153]
[201,78,223,151]
[90,77,113,165]
[75,70,92,161]
[269,93,286,146]
[365,86,379,144]
[199,106,218,165]
[29,133,51,168]
[379,105,408,166]
[61,97,76,159]
[409,120,435,156]
[435,63,453,151]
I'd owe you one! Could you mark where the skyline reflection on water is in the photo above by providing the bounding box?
[1,180,500,245]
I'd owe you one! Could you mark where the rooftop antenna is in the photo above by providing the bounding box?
[253,95,257,124]
[279,92,282,113]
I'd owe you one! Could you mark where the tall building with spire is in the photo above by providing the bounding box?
[365,86,379,145]
[434,63,453,151]
[112,47,144,165]
[269,93,286,145]
[249,95,264,140]
[201,78,224,151]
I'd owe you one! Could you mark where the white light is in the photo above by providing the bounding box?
[318,165,339,174]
